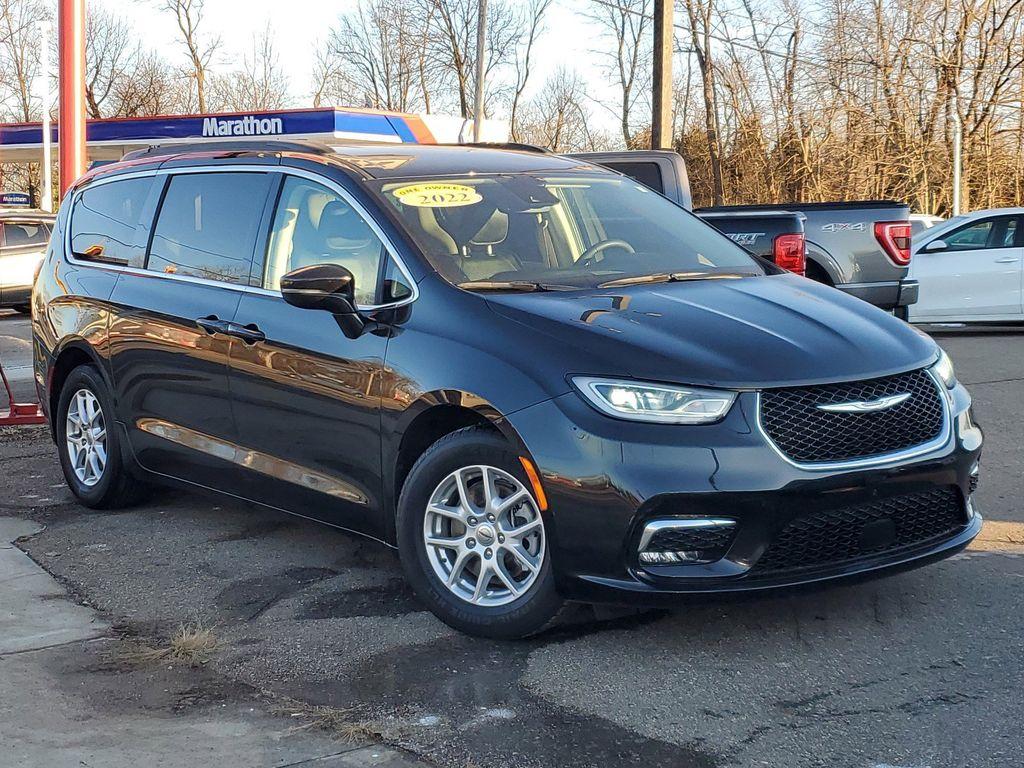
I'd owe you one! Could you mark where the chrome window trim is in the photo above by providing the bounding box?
[65,164,419,312]
[754,368,953,472]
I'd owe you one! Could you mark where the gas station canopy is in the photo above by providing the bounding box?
[0,106,508,164]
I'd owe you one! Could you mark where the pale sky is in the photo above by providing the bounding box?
[107,0,625,132]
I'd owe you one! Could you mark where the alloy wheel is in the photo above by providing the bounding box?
[423,465,546,607]
[65,388,107,487]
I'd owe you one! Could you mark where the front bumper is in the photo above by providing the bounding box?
[505,382,981,604]
[836,279,919,310]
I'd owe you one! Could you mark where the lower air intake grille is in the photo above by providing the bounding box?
[753,487,966,575]
[645,525,737,554]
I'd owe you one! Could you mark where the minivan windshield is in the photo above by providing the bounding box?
[372,173,765,290]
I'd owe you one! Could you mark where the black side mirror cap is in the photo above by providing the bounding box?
[280,263,365,337]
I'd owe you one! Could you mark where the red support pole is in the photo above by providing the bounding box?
[58,0,86,196]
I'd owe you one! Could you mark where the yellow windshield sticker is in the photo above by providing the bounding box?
[393,183,482,208]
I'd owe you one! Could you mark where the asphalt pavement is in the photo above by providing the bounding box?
[0,310,35,406]
[1,308,1022,767]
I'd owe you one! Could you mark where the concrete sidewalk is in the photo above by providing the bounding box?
[0,517,427,768]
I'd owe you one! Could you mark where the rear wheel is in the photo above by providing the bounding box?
[397,427,561,639]
[56,365,147,508]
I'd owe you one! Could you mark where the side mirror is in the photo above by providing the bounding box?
[923,239,948,253]
[280,263,365,337]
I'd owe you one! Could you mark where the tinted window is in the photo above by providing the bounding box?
[600,161,665,194]
[942,217,1017,251]
[264,176,384,305]
[2,221,50,247]
[148,172,271,284]
[70,176,154,266]
[1002,218,1018,247]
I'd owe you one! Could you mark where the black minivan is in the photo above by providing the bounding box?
[33,141,982,638]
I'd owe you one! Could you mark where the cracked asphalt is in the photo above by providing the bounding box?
[2,308,1023,768]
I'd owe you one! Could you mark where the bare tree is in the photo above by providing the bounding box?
[508,0,551,142]
[85,4,139,118]
[428,0,524,117]
[209,24,290,111]
[583,0,651,148]
[682,0,725,205]
[157,0,220,112]
[314,0,435,112]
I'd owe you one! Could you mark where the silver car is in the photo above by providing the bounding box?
[1,210,54,314]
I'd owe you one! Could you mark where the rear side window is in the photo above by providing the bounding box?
[599,161,665,194]
[148,172,272,284]
[1,221,50,247]
[70,176,154,266]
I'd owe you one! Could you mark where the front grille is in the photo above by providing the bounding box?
[752,487,966,575]
[760,368,945,464]
[645,525,736,554]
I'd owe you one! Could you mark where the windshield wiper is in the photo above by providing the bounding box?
[457,280,576,292]
[597,272,747,288]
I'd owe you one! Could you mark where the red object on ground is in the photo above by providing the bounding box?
[58,0,87,196]
[0,359,45,426]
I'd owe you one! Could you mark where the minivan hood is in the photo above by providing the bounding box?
[484,274,937,389]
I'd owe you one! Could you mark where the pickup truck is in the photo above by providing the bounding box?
[574,150,918,317]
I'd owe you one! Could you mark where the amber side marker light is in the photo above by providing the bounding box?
[519,456,549,511]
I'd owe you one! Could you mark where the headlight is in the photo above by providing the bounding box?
[931,348,956,389]
[572,377,736,424]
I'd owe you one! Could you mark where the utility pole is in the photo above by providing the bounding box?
[58,0,87,196]
[472,0,487,142]
[38,21,53,212]
[952,111,962,216]
[651,0,673,149]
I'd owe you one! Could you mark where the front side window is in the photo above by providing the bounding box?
[264,176,384,306]
[147,172,271,284]
[70,176,154,266]
[941,217,1018,251]
[372,174,763,290]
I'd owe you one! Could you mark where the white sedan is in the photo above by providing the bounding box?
[909,207,1024,323]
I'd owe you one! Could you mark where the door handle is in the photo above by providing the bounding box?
[225,322,266,344]
[994,257,1019,263]
[196,316,230,335]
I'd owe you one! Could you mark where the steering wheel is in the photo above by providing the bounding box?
[578,239,636,268]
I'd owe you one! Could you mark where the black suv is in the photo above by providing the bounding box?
[33,141,982,638]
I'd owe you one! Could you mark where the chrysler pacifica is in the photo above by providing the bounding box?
[32,142,982,638]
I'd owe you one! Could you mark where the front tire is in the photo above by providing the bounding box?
[397,427,562,639]
[55,365,146,509]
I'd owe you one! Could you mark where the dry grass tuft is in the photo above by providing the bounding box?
[279,701,385,743]
[117,621,219,667]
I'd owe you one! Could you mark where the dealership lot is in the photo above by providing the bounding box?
[1,309,1022,768]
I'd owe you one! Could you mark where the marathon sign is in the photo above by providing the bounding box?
[0,191,31,207]
[201,115,284,137]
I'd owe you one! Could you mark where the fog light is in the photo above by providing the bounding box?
[637,517,737,567]
[639,550,702,564]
